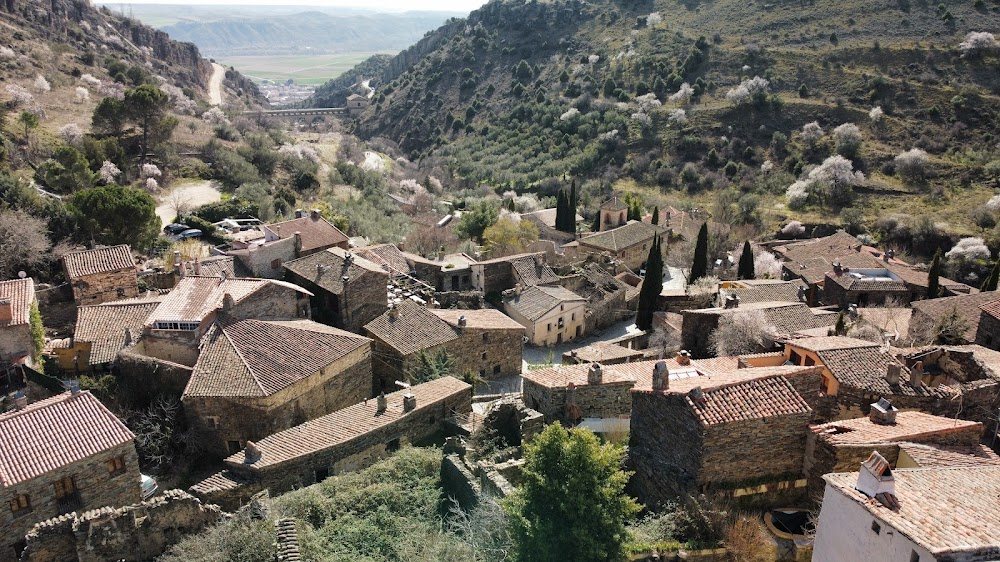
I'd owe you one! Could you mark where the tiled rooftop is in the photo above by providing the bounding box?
[0,391,134,487]
[504,284,586,321]
[811,411,981,445]
[824,466,1000,557]
[364,300,458,355]
[184,318,370,398]
[818,347,939,396]
[430,308,525,331]
[910,290,1000,342]
[283,247,386,295]
[897,442,1000,468]
[567,342,645,363]
[63,245,134,278]
[521,208,584,228]
[225,376,471,469]
[354,244,411,276]
[578,221,666,252]
[720,281,806,305]
[264,214,348,253]
[0,277,35,327]
[145,276,311,325]
[687,301,838,334]
[786,335,880,352]
[825,271,908,292]
[509,254,560,286]
[75,300,162,364]
[688,375,811,426]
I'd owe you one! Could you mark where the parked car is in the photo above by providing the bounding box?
[163,223,190,235]
[176,228,203,240]
[140,474,159,500]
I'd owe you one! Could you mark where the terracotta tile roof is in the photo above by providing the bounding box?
[504,285,586,322]
[184,318,369,398]
[189,470,246,495]
[786,335,880,353]
[263,214,348,253]
[194,255,240,278]
[811,411,980,445]
[521,208,584,228]
[509,255,560,286]
[0,391,134,487]
[910,291,1000,343]
[146,276,312,326]
[823,466,1000,557]
[687,301,838,335]
[364,300,458,355]
[75,300,162,364]
[0,278,35,327]
[883,260,968,291]
[600,195,628,211]
[817,347,940,396]
[225,376,471,469]
[720,281,806,305]
[430,308,525,331]
[63,245,134,278]
[283,247,386,295]
[687,375,811,426]
[566,342,645,363]
[897,442,1000,468]
[980,299,1000,321]
[574,264,627,303]
[354,244,411,276]
[578,221,667,252]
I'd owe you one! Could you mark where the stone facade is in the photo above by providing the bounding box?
[284,252,389,334]
[821,273,910,310]
[230,236,298,280]
[19,490,222,562]
[976,308,1000,350]
[116,346,194,399]
[67,268,138,306]
[522,379,634,425]
[2,445,140,562]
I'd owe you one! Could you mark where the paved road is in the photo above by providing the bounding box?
[208,63,225,106]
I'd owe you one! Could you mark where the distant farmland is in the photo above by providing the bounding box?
[217,53,383,86]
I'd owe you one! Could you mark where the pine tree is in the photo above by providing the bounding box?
[651,205,659,225]
[927,249,942,299]
[689,222,709,284]
[737,240,755,280]
[982,258,1000,292]
[635,235,663,330]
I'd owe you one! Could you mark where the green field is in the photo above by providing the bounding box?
[217,54,380,86]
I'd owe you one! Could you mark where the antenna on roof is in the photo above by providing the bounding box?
[17,271,26,279]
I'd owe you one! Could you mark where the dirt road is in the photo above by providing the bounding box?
[155,180,222,227]
[208,62,225,106]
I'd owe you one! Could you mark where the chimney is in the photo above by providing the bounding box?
[343,252,353,265]
[222,293,235,313]
[13,390,27,410]
[833,261,843,276]
[310,209,321,220]
[869,397,898,425]
[887,248,895,260]
[388,305,399,319]
[652,360,669,391]
[376,392,387,413]
[724,295,739,309]
[856,451,898,509]
[676,350,691,366]
[882,252,889,263]
[178,260,187,279]
[909,361,924,387]
[295,209,304,219]
[797,285,807,302]
[587,363,603,385]
[848,304,858,318]
[244,441,262,464]
[193,257,201,276]
[514,283,523,296]
[123,327,134,347]
[173,250,181,269]
[293,231,303,258]
[402,392,416,412]
[885,363,902,385]
[457,315,467,328]
[67,379,80,396]
[0,298,12,324]
[688,386,706,405]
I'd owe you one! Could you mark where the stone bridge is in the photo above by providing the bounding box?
[244,107,349,117]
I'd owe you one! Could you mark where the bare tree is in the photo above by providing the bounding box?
[447,498,514,562]
[724,514,774,562]
[710,310,775,357]
[167,189,192,219]
[0,210,51,279]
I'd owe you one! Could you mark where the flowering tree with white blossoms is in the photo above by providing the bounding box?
[809,155,865,206]
[668,108,687,125]
[5,84,34,108]
[832,123,862,158]
[985,195,1000,213]
[141,163,162,179]
[99,161,121,185]
[946,237,990,261]
[145,178,159,191]
[669,82,694,104]
[75,87,90,102]
[58,124,83,145]
[635,93,661,112]
[559,107,580,121]
[959,31,998,56]
[725,76,769,106]
[869,106,884,122]
[800,121,824,147]
[781,220,806,237]
[33,75,50,92]
[894,148,929,184]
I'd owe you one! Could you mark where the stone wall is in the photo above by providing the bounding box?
[522,379,634,425]
[822,280,909,309]
[435,291,484,309]
[680,311,721,358]
[1,442,140,562]
[0,325,32,366]
[976,311,1000,350]
[628,391,704,509]
[698,412,811,489]
[20,490,223,562]
[230,282,308,321]
[135,333,200,367]
[472,261,517,296]
[68,269,139,306]
[117,347,194,401]
[340,272,389,334]
[235,237,297,279]
[448,326,523,381]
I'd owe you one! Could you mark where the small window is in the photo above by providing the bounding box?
[482,333,488,343]
[571,313,576,321]
[560,304,564,311]
[9,494,31,517]
[481,352,487,361]
[870,521,881,534]
[54,476,77,499]
[547,323,551,332]
[106,456,126,477]
[206,416,220,429]
[804,356,816,366]
[910,551,920,562]
[493,365,501,374]
[271,258,282,270]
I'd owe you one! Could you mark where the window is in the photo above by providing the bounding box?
[870,521,881,534]
[493,365,501,374]
[106,456,126,477]
[571,313,576,321]
[547,323,551,332]
[482,333,488,343]
[205,416,220,429]
[270,259,282,270]
[789,350,802,365]
[154,321,199,331]
[481,352,487,361]
[560,304,564,311]
[54,476,77,499]
[910,552,920,562]
[9,494,31,517]
[804,356,816,366]
[13,540,27,560]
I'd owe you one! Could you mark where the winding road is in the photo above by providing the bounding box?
[208,62,225,106]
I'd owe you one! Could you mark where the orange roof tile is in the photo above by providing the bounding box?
[811,411,981,445]
[264,214,348,253]
[430,308,525,331]
[63,245,134,278]
[0,278,35,327]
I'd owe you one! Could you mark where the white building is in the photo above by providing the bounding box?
[813,452,1000,562]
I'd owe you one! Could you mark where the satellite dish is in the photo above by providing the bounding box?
[17,271,26,279]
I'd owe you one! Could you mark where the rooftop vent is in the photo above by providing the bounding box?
[885,363,902,386]
[724,295,740,309]
[388,305,399,319]
[676,350,691,366]
[223,292,235,312]
[856,451,898,509]
[402,393,416,412]
[832,262,843,276]
[797,285,807,302]
[688,386,706,405]
[344,252,353,265]
[869,397,898,425]
[244,441,262,464]
[295,209,304,219]
[587,363,603,385]
[310,209,321,219]
[458,315,467,328]
[652,360,669,391]
[376,392,387,413]
[13,390,27,410]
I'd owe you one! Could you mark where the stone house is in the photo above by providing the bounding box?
[182,317,372,458]
[559,263,631,334]
[354,244,412,277]
[574,221,669,271]
[520,207,583,243]
[283,247,389,334]
[503,284,587,346]
[909,290,1000,345]
[975,299,1000,350]
[226,210,349,279]
[65,295,163,373]
[62,245,138,305]
[718,279,808,305]
[471,252,559,297]
[803,406,987,499]
[680,301,839,358]
[822,267,911,309]
[812,462,1000,562]
[0,390,139,562]
[364,301,523,392]
[403,252,476,292]
[598,195,628,232]
[628,368,814,508]
[346,93,369,116]
[190,377,472,510]
[0,278,38,370]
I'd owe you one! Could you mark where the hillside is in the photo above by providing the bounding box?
[159,11,464,57]
[314,0,1000,252]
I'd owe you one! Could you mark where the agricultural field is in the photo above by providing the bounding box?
[217,53,382,86]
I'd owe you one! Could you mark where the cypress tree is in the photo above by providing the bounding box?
[635,235,663,330]
[927,249,942,299]
[555,190,566,231]
[556,189,575,233]
[651,205,659,225]
[570,178,577,215]
[688,222,709,284]
[592,213,601,232]
[737,240,755,280]
[983,258,1000,292]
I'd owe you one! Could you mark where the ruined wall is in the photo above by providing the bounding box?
[230,282,307,320]
[522,379,634,425]
[20,490,223,562]
[117,347,194,400]
[0,325,33,366]
[680,311,721,359]
[236,237,297,280]
[340,271,389,334]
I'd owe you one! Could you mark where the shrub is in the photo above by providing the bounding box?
[946,237,990,261]
[894,148,929,183]
[710,310,775,356]
[800,121,824,146]
[832,123,862,158]
[669,83,694,104]
[725,76,769,106]
[869,106,884,122]
[781,220,805,237]
[33,74,50,92]
[958,31,998,56]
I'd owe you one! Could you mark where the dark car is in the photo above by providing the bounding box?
[163,223,190,235]
[176,228,203,240]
